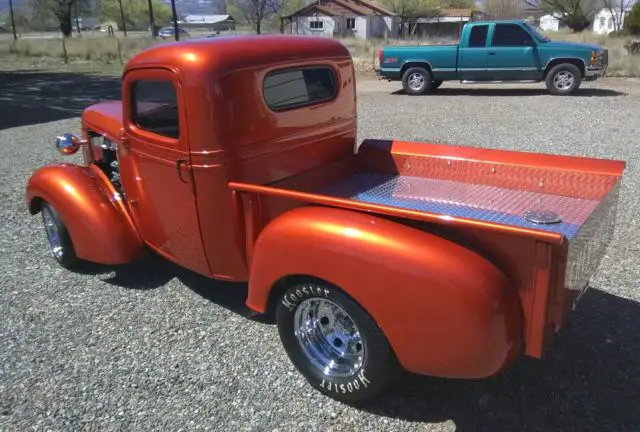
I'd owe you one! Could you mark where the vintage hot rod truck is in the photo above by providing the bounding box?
[378,20,609,96]
[26,35,625,402]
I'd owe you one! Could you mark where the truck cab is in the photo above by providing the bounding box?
[378,20,608,95]
[26,35,625,403]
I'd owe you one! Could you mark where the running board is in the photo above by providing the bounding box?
[460,80,540,84]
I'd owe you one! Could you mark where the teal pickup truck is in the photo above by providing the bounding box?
[378,20,608,95]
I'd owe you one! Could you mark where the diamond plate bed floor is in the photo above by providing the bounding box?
[318,172,601,239]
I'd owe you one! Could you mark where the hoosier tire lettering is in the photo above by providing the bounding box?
[280,284,330,311]
[319,370,371,394]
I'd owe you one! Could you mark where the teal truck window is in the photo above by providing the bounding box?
[468,25,488,47]
[492,24,534,46]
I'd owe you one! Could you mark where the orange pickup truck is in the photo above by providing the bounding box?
[25,35,625,402]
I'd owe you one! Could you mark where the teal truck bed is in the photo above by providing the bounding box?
[378,19,608,96]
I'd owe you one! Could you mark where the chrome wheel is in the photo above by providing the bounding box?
[293,297,365,378]
[42,206,64,259]
[553,71,574,90]
[407,73,425,91]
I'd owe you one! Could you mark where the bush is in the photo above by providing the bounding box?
[624,3,640,35]
[609,29,629,38]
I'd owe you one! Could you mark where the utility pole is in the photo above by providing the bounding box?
[118,0,128,37]
[170,0,180,41]
[147,0,156,37]
[9,0,17,40]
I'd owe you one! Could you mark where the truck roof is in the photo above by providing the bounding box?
[468,19,530,25]
[125,34,352,76]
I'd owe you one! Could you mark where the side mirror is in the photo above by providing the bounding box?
[55,133,82,155]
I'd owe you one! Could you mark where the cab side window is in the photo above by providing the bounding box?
[468,25,488,47]
[491,24,534,47]
[131,80,180,139]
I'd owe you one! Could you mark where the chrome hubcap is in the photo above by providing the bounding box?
[293,297,365,378]
[553,71,574,90]
[42,207,63,259]
[408,73,425,91]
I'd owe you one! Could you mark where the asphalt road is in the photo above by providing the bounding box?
[1,75,640,432]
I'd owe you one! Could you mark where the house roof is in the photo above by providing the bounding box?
[283,0,396,18]
[181,14,235,24]
[436,8,474,17]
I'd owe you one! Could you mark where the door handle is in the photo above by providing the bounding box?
[176,158,189,183]
[488,52,497,55]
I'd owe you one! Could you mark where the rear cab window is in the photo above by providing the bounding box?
[131,79,180,139]
[263,67,337,111]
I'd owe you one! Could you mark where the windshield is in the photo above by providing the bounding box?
[523,22,551,42]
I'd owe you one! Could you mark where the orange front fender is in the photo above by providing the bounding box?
[247,206,523,379]
[26,163,144,265]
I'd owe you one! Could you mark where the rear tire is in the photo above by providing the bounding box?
[402,66,434,95]
[432,80,443,89]
[40,202,81,270]
[546,63,582,95]
[276,279,403,403]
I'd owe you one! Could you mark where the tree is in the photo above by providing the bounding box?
[602,0,634,31]
[523,0,600,31]
[483,0,525,19]
[230,0,286,33]
[28,0,93,37]
[380,0,425,38]
[99,0,172,30]
[624,2,640,34]
[380,0,475,38]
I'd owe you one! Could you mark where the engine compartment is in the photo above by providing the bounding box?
[88,132,123,196]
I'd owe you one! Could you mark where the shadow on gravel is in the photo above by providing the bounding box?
[391,87,627,97]
[0,70,121,130]
[354,287,639,431]
[73,253,261,320]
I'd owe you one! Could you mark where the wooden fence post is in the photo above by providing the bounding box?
[62,37,68,64]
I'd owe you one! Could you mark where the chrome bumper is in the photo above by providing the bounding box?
[586,67,607,78]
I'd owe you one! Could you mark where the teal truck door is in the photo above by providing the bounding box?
[458,23,490,81]
[486,23,541,81]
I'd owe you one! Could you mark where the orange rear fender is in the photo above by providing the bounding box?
[247,206,523,379]
[25,163,144,265]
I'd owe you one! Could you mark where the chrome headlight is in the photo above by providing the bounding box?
[55,133,83,155]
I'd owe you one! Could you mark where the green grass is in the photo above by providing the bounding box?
[0,29,638,77]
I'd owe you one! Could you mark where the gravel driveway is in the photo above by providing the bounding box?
[1,73,639,431]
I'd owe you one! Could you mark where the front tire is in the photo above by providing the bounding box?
[546,63,582,95]
[402,66,433,95]
[276,280,402,403]
[40,202,81,270]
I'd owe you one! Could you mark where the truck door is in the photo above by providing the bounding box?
[118,68,211,277]
[458,23,490,81]
[486,23,541,81]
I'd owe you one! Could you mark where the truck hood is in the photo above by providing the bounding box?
[542,40,603,52]
[81,100,123,141]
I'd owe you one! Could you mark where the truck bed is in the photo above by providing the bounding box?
[229,139,624,358]
[234,139,622,244]
[317,171,598,240]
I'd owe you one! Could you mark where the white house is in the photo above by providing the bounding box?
[178,14,236,31]
[593,2,636,34]
[539,14,560,32]
[281,0,398,39]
